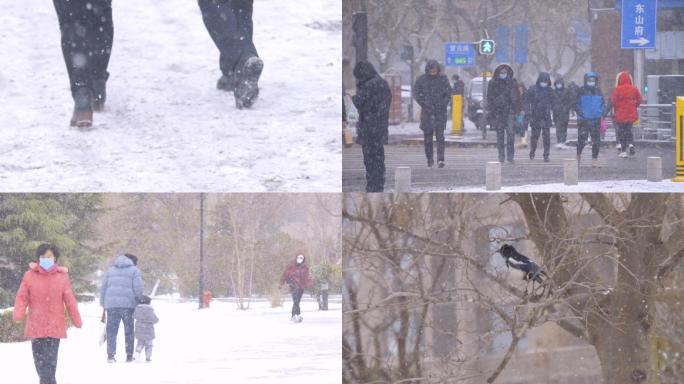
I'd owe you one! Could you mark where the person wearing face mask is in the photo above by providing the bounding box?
[414,60,452,168]
[522,72,555,162]
[13,244,83,384]
[487,63,521,163]
[552,77,574,148]
[280,253,313,323]
[575,72,605,167]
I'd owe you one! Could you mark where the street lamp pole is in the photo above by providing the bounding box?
[198,193,205,309]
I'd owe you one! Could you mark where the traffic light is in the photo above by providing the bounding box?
[479,39,495,55]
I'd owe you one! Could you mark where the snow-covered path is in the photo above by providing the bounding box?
[1,299,342,384]
[0,0,341,192]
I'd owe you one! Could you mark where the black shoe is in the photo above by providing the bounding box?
[507,159,515,164]
[438,161,445,168]
[70,88,93,128]
[146,358,151,362]
[216,74,235,92]
[126,355,134,362]
[529,152,535,160]
[107,356,116,363]
[234,56,264,109]
[93,73,108,111]
[544,156,550,162]
[427,159,434,168]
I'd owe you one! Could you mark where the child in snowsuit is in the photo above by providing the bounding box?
[523,72,555,162]
[280,254,313,322]
[133,295,159,362]
[575,72,605,167]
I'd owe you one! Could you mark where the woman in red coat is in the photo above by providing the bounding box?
[280,253,312,323]
[13,244,82,384]
[611,71,642,157]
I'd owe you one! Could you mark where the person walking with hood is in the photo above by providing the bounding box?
[487,63,520,163]
[133,295,159,362]
[280,253,313,323]
[575,72,605,167]
[352,61,392,192]
[414,60,452,168]
[13,244,82,384]
[611,71,642,157]
[523,72,555,162]
[100,253,144,363]
[552,77,574,147]
[52,0,113,128]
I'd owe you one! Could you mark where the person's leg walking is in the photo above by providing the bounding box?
[106,308,122,359]
[577,122,588,158]
[559,119,568,143]
[505,116,515,161]
[436,127,445,164]
[495,120,505,162]
[529,122,540,159]
[423,128,434,166]
[145,340,153,361]
[542,125,551,160]
[122,308,135,359]
[590,120,601,159]
[32,338,60,384]
[90,0,113,109]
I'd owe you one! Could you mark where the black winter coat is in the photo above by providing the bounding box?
[523,72,555,127]
[414,60,452,133]
[552,78,574,124]
[352,61,392,145]
[486,63,520,126]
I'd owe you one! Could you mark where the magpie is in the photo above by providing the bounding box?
[499,244,547,294]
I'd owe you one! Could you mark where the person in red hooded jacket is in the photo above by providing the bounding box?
[280,253,312,322]
[610,71,642,157]
[13,243,82,384]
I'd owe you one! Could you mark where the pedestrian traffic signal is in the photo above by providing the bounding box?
[479,39,495,55]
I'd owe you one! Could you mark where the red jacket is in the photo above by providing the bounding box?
[611,71,642,123]
[280,262,312,290]
[13,263,82,339]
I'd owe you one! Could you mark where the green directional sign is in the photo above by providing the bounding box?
[479,39,495,55]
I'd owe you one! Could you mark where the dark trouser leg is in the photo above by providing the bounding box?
[145,340,153,360]
[423,128,434,165]
[589,119,601,159]
[557,119,568,143]
[495,119,505,162]
[505,116,515,160]
[291,288,304,316]
[198,0,258,77]
[106,308,122,358]
[620,122,634,148]
[577,121,588,156]
[362,140,385,192]
[32,338,60,384]
[530,122,541,156]
[435,127,445,162]
[122,308,135,358]
[616,122,625,150]
[52,0,112,101]
[542,125,551,158]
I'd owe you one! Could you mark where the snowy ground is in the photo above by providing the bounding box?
[1,298,341,384]
[434,179,684,193]
[0,0,341,192]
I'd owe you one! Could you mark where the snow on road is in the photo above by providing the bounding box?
[0,0,341,192]
[435,179,684,193]
[1,298,342,384]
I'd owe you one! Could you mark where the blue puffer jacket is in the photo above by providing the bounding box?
[576,72,604,120]
[100,255,144,309]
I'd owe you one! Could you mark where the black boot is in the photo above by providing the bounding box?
[70,88,93,128]
[234,55,264,109]
[93,73,109,111]
[216,74,235,92]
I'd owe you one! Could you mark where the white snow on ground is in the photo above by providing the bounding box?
[0,0,341,192]
[437,179,684,193]
[0,298,341,384]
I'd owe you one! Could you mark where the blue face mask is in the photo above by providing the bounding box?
[555,84,563,89]
[539,82,549,87]
[587,81,596,87]
[499,73,508,80]
[39,258,55,271]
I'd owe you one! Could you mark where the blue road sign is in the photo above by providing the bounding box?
[514,25,528,64]
[445,43,475,67]
[496,26,510,63]
[621,0,657,49]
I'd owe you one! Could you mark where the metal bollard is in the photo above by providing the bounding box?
[647,157,662,182]
[395,167,411,192]
[563,158,578,185]
[486,162,502,191]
